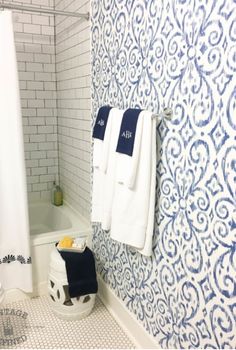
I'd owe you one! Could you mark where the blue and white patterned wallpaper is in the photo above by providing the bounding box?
[91,0,236,348]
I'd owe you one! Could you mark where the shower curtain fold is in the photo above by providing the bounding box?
[0,10,32,293]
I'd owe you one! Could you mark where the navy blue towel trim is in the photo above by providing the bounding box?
[116,108,142,156]
[92,105,112,140]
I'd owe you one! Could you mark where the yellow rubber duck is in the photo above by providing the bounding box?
[58,236,73,248]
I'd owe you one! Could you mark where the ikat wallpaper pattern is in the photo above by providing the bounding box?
[91,0,236,348]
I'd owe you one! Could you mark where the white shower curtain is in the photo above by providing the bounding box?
[0,11,32,292]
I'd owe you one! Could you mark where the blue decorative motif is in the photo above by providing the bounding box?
[214,244,236,298]
[209,119,229,153]
[199,276,216,304]
[180,118,195,146]
[196,319,211,340]
[210,305,234,348]
[201,235,218,256]
[92,0,236,347]
[206,174,223,196]
[172,256,187,282]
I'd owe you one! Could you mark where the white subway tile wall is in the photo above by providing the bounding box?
[55,0,91,219]
[9,0,58,201]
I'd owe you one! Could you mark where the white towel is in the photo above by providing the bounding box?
[110,111,156,256]
[91,166,104,222]
[101,108,124,230]
[93,139,103,169]
[91,132,109,222]
[99,110,113,174]
[116,111,144,189]
[91,108,123,224]
[137,116,156,256]
[92,106,113,169]
[91,106,114,222]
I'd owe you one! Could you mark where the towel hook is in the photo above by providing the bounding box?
[162,107,173,120]
[152,107,173,121]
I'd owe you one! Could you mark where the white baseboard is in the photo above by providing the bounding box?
[97,275,159,349]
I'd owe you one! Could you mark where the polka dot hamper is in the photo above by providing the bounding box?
[48,247,96,321]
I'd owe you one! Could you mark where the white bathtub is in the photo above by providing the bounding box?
[29,201,91,245]
[3,201,92,304]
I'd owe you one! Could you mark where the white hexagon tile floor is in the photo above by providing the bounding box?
[0,295,136,349]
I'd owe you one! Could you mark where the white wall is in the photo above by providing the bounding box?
[55,0,91,218]
[7,0,58,201]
